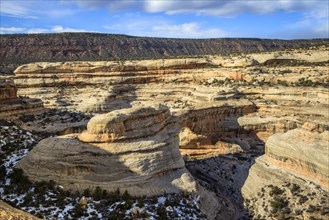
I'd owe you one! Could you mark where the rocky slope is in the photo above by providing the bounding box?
[18,104,197,196]
[0,200,39,220]
[1,33,328,68]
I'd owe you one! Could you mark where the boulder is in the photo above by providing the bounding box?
[18,104,197,196]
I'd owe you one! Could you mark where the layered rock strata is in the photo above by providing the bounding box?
[265,123,329,188]
[243,123,329,198]
[18,104,197,196]
[12,46,329,158]
[13,59,213,88]
[0,79,17,100]
[178,103,259,157]
[0,98,43,118]
[241,123,329,218]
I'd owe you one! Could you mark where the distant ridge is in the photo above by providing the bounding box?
[0,33,328,66]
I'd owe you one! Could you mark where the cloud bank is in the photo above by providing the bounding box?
[71,0,327,16]
[0,0,328,38]
[0,25,92,34]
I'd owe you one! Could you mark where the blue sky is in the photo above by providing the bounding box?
[0,0,328,39]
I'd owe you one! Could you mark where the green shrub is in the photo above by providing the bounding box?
[83,188,91,197]
[270,197,287,210]
[73,203,85,217]
[157,205,167,220]
[93,187,102,201]
[269,186,284,196]
[290,183,300,194]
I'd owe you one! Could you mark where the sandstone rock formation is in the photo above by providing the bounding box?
[242,123,329,219]
[0,79,17,100]
[0,200,39,220]
[2,40,329,220]
[243,123,329,191]
[12,45,329,157]
[0,98,43,117]
[265,124,329,188]
[0,78,43,118]
[18,104,197,196]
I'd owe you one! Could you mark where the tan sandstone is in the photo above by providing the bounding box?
[0,200,39,220]
[18,104,197,197]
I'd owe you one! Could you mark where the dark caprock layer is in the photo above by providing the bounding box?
[1,33,328,66]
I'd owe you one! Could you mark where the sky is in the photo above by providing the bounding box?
[0,0,328,39]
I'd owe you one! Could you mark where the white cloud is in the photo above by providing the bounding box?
[0,0,79,18]
[75,0,328,38]
[104,18,232,38]
[151,22,228,38]
[0,26,95,34]
[0,1,37,18]
[26,28,49,34]
[0,27,26,34]
[73,0,327,17]
[51,25,90,33]
[1,0,327,38]
[283,3,329,38]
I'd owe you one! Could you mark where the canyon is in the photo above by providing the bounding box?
[0,35,328,219]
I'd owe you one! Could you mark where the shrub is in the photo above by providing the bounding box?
[269,186,284,196]
[93,187,102,201]
[122,190,131,201]
[290,183,300,194]
[83,188,91,197]
[73,203,85,217]
[270,197,287,210]
[157,205,167,220]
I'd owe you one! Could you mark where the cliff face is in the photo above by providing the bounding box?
[12,46,329,158]
[1,33,327,66]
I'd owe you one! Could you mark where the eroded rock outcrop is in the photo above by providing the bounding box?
[18,104,197,196]
[0,78,43,117]
[265,123,329,188]
[242,123,329,218]
[243,123,329,197]
[0,200,39,220]
[0,79,17,100]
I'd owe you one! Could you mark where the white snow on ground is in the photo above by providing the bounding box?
[157,196,166,204]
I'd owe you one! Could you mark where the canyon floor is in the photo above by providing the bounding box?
[0,44,328,219]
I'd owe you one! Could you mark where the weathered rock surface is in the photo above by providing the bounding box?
[12,46,329,157]
[265,124,329,188]
[243,124,329,193]
[0,79,17,100]
[242,124,329,219]
[0,79,43,118]
[4,41,329,219]
[0,98,43,118]
[0,200,39,220]
[18,104,197,197]
[242,155,329,219]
